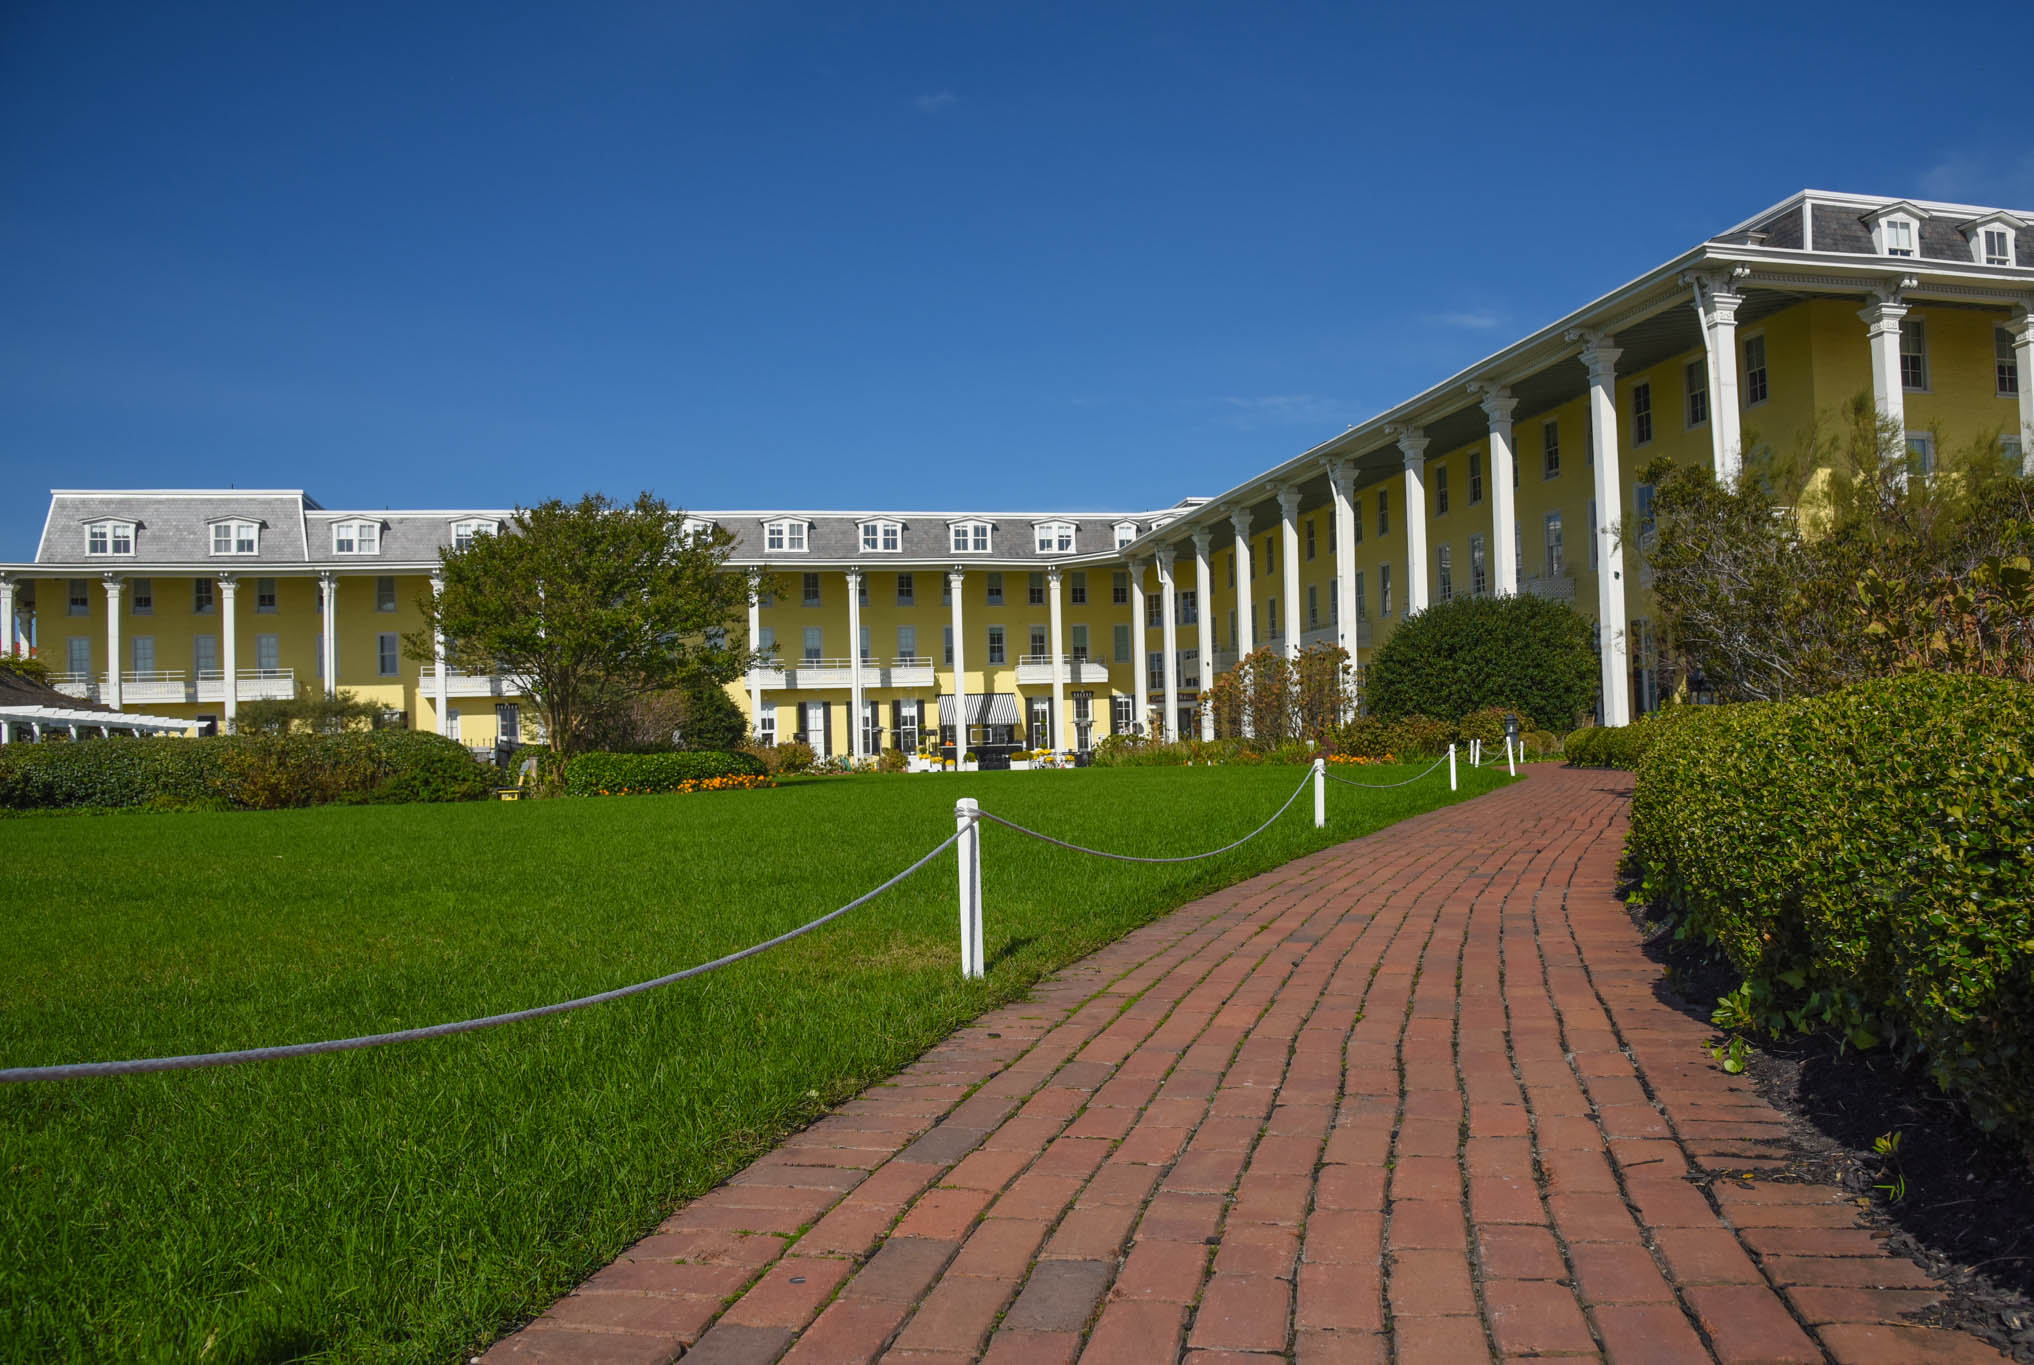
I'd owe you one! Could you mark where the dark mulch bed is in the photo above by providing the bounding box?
[1624,895,2034,1363]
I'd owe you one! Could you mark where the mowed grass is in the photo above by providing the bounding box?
[0,762,1509,1363]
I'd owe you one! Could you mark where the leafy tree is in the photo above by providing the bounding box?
[233,688,385,734]
[1638,395,2034,702]
[406,492,759,756]
[1204,645,1349,744]
[1362,594,1597,730]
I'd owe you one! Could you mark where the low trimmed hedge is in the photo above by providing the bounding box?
[0,730,495,811]
[1627,674,2034,1143]
[565,749,765,796]
[1564,706,1702,769]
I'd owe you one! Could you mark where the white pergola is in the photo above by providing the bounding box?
[0,704,194,743]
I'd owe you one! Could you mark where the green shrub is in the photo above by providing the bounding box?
[1627,674,2034,1144]
[0,731,493,811]
[0,654,51,683]
[1564,707,1702,769]
[1334,714,1452,759]
[1453,706,1534,746]
[564,749,766,796]
[1363,594,1598,730]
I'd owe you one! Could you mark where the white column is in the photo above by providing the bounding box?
[1192,528,1214,740]
[1860,285,1910,437]
[0,575,14,657]
[1579,333,1632,727]
[1157,547,1180,742]
[947,569,968,751]
[1276,486,1302,660]
[1689,270,1746,485]
[747,589,764,741]
[218,576,239,729]
[1476,387,1520,596]
[1046,565,1066,751]
[102,575,123,710]
[2009,308,2034,474]
[1128,559,1148,734]
[1229,508,1254,658]
[845,568,864,759]
[431,572,449,737]
[1396,429,1431,614]
[319,572,338,699]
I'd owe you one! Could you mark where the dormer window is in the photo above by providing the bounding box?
[332,520,381,555]
[679,517,714,542]
[451,518,499,551]
[950,520,991,553]
[209,520,260,556]
[860,519,902,552]
[1960,212,2024,267]
[763,518,808,553]
[1113,521,1138,548]
[85,519,136,557]
[1863,202,1929,258]
[1034,521,1076,554]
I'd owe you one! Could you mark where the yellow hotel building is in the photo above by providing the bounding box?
[4,190,2031,751]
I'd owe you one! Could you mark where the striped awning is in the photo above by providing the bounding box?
[937,693,1022,727]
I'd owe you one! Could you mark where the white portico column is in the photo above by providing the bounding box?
[218,576,239,729]
[1229,509,1254,658]
[1127,559,1148,733]
[1157,547,1180,743]
[1689,270,1746,485]
[1327,459,1360,715]
[431,573,449,737]
[1396,430,1431,614]
[0,575,15,656]
[1476,387,1521,596]
[1046,565,1066,751]
[319,572,339,699]
[102,576,123,710]
[1192,529,1215,741]
[1579,332,1632,727]
[1277,486,1302,660]
[1860,284,1912,438]
[2008,308,2034,474]
[947,569,968,751]
[846,568,865,759]
[747,589,764,741]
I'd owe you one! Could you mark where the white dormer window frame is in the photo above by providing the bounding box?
[84,518,137,557]
[950,520,991,553]
[1113,521,1139,548]
[1033,520,1076,554]
[859,519,903,552]
[763,518,809,553]
[332,519,382,555]
[1960,213,2024,268]
[1863,202,1929,259]
[450,517,500,551]
[679,516,715,543]
[208,518,260,556]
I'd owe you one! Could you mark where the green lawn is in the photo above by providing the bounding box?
[0,762,1508,1363]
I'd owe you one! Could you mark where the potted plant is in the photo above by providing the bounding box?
[962,748,978,772]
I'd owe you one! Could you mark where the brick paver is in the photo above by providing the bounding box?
[484,767,2008,1364]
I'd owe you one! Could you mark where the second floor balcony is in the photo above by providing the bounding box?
[752,657,937,690]
[1014,654,1112,685]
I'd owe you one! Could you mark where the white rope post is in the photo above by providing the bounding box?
[1312,757,1325,828]
[955,798,984,979]
[1506,737,1516,777]
[1448,743,1458,791]
[1471,738,1480,766]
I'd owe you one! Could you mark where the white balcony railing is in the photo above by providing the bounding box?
[1014,654,1112,685]
[121,670,189,704]
[753,657,939,690]
[1520,575,1576,602]
[442,671,527,698]
[50,672,97,700]
[196,668,297,702]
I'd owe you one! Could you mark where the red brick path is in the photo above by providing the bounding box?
[484,767,2007,1364]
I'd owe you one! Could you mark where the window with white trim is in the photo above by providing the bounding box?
[1112,570,1129,605]
[986,573,1003,605]
[256,633,280,671]
[1379,565,1392,617]
[1307,583,1319,627]
[1542,421,1560,478]
[764,519,808,553]
[86,520,136,556]
[1469,535,1487,597]
[1900,319,1929,391]
[950,521,991,553]
[1111,693,1135,733]
[1876,214,1919,257]
[897,624,916,660]
[193,579,217,614]
[1685,359,1709,427]
[860,520,901,552]
[1376,490,1389,536]
[1468,451,1484,505]
[377,632,400,677]
[333,520,380,555]
[1979,227,2014,267]
[896,572,914,606]
[1034,521,1075,554]
[1354,570,1366,621]
[986,625,1005,664]
[66,579,87,616]
[2000,328,2022,398]
[1544,512,1564,578]
[131,579,152,615]
[256,577,277,613]
[451,518,498,551]
[1305,518,1317,559]
[210,521,259,556]
[1907,431,1936,478]
[1437,544,1453,603]
[1113,522,1138,549]
[1744,335,1768,405]
[1113,623,1131,663]
[801,572,821,606]
[802,626,822,661]
[1070,571,1087,605]
[1028,572,1045,605]
[1434,468,1450,516]
[375,576,397,612]
[1631,381,1653,446]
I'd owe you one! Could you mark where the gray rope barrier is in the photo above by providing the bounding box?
[1320,752,1452,790]
[970,766,1316,864]
[0,828,967,1084]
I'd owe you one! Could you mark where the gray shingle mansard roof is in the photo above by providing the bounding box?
[27,491,1186,571]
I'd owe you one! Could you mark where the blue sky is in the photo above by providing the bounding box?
[4,1,2031,554]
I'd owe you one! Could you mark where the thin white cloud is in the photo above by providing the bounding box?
[1917,150,2034,208]
[913,91,958,114]
[1430,310,1501,330]
[1221,394,1348,428]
